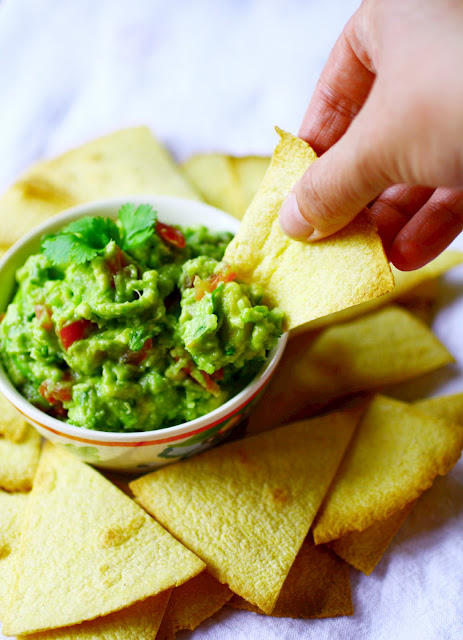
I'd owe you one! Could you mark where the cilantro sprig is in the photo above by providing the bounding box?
[42,204,158,265]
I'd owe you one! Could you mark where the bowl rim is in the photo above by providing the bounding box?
[0,195,288,443]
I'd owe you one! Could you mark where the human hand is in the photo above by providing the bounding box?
[278,0,463,270]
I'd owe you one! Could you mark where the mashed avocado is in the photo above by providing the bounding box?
[0,204,284,432]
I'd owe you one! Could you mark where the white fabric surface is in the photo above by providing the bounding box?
[0,1,462,638]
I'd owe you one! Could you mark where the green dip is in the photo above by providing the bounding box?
[0,204,284,432]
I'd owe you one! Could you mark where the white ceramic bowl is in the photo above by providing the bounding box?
[0,196,287,472]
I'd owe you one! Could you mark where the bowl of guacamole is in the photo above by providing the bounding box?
[0,196,287,470]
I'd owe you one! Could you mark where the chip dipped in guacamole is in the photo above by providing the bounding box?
[0,204,284,432]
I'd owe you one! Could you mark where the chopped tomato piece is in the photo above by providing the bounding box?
[59,319,96,350]
[121,338,153,366]
[0,313,5,323]
[209,265,236,290]
[200,371,221,395]
[156,221,186,249]
[194,266,236,301]
[211,368,224,381]
[35,304,53,331]
[39,380,73,406]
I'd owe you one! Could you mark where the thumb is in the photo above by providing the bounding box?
[279,110,394,241]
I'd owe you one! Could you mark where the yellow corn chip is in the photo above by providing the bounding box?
[325,392,463,574]
[329,500,417,575]
[224,129,394,330]
[182,154,246,219]
[296,250,463,333]
[0,423,41,491]
[21,591,172,640]
[0,490,28,617]
[3,442,204,636]
[0,392,29,442]
[414,392,463,424]
[182,154,270,220]
[156,572,233,640]
[247,306,453,436]
[130,409,361,614]
[234,156,270,209]
[0,126,201,246]
[313,395,463,545]
[229,537,352,618]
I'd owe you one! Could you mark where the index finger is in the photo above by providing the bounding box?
[299,13,375,155]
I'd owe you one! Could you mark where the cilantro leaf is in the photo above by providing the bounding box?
[66,216,121,248]
[42,234,99,265]
[118,203,157,250]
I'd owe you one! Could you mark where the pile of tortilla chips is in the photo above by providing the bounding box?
[1,126,463,639]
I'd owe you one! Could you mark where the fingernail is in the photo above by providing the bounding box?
[278,191,314,240]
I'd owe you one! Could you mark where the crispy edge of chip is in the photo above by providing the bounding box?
[20,590,172,640]
[328,500,417,575]
[224,128,394,330]
[294,249,463,334]
[228,537,353,618]
[156,572,233,640]
[312,395,463,544]
[414,392,463,425]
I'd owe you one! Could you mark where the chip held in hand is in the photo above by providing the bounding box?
[224,128,394,331]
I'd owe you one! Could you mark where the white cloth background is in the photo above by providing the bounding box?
[0,1,462,638]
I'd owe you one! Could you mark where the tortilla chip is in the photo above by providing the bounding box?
[229,537,352,618]
[0,423,41,491]
[414,392,463,425]
[156,572,233,640]
[2,442,204,636]
[0,490,28,617]
[234,156,270,208]
[182,154,246,219]
[0,126,201,246]
[312,395,463,545]
[130,408,360,614]
[182,154,270,220]
[296,249,463,333]
[22,592,172,640]
[247,306,453,436]
[329,500,417,575]
[224,129,394,330]
[0,392,29,442]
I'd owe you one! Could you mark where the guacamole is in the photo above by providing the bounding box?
[0,204,284,432]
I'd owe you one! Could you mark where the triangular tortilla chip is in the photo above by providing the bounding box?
[182,154,270,221]
[0,490,28,617]
[3,443,204,636]
[234,156,270,209]
[298,250,463,333]
[229,536,352,618]
[182,154,246,219]
[0,392,29,442]
[0,423,41,491]
[0,126,201,247]
[247,306,453,436]
[414,392,463,424]
[130,409,361,614]
[313,395,463,544]
[21,592,172,640]
[156,572,233,640]
[224,129,394,330]
[326,392,463,574]
[329,500,417,575]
